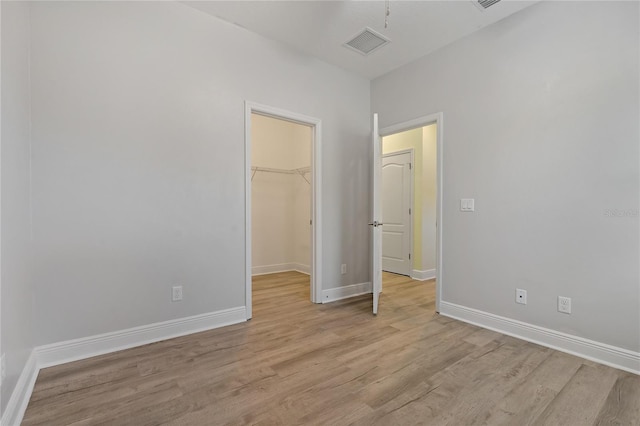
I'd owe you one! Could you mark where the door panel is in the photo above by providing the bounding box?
[371,113,382,315]
[381,152,412,276]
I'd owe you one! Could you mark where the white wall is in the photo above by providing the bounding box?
[251,114,311,274]
[251,114,311,171]
[29,1,370,345]
[373,1,639,352]
[421,125,437,273]
[252,172,295,272]
[1,0,35,414]
[292,172,311,270]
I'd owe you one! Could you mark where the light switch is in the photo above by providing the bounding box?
[460,198,475,212]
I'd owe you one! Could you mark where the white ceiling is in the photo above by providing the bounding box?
[184,0,537,80]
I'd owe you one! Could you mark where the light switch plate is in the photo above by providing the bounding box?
[460,198,475,212]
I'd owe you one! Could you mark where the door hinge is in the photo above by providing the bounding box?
[409,253,411,260]
[409,163,412,170]
[409,208,411,215]
[310,219,312,225]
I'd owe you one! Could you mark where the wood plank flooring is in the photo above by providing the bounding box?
[22,272,639,425]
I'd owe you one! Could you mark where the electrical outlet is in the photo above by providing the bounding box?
[172,286,183,302]
[515,289,527,305]
[558,296,571,314]
[341,264,347,275]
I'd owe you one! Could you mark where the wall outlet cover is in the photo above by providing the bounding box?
[172,286,183,302]
[515,288,527,305]
[558,296,571,314]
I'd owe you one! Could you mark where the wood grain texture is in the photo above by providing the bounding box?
[22,272,639,425]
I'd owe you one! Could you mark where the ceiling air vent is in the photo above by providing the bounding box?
[343,27,390,56]
[474,0,501,10]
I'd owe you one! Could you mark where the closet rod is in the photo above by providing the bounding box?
[251,166,296,175]
[251,166,311,184]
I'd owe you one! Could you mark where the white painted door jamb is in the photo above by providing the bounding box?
[379,113,443,313]
[245,101,323,319]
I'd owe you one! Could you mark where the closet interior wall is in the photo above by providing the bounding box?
[251,114,311,276]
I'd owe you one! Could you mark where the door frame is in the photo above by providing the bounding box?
[379,113,443,313]
[381,148,414,279]
[244,101,323,319]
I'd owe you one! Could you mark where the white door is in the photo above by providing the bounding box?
[371,114,382,315]
[382,151,412,276]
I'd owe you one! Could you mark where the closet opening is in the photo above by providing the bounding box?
[244,103,322,319]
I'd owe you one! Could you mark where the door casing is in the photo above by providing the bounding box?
[378,113,443,313]
[245,102,323,319]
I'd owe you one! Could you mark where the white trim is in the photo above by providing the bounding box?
[2,307,247,424]
[244,104,253,320]
[411,269,436,281]
[379,112,443,313]
[382,149,414,279]
[245,102,323,315]
[440,301,640,375]
[292,263,311,275]
[1,351,39,426]
[36,307,246,369]
[371,113,381,315]
[252,263,310,276]
[322,282,372,304]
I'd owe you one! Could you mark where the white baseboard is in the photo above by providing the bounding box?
[1,350,39,426]
[292,263,310,275]
[2,307,247,425]
[322,282,372,304]
[252,263,310,276]
[36,306,246,369]
[439,301,640,375]
[411,269,436,281]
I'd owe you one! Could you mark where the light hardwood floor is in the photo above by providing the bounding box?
[23,272,639,425]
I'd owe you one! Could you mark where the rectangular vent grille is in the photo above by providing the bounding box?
[477,0,501,9]
[344,28,390,56]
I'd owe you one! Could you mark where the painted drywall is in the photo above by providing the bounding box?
[252,171,296,271]
[251,114,311,273]
[1,0,35,414]
[292,172,311,270]
[382,128,423,270]
[372,1,639,352]
[29,1,370,345]
[421,124,437,272]
[251,114,311,171]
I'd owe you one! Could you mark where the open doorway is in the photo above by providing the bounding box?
[244,103,322,319]
[373,112,443,314]
[381,124,438,281]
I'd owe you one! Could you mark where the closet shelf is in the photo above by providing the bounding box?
[251,166,311,184]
